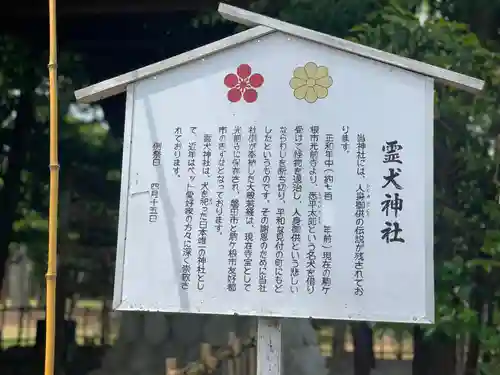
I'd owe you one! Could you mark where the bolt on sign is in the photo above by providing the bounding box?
[75,3,483,331]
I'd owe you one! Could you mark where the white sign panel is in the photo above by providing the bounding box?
[115,31,434,323]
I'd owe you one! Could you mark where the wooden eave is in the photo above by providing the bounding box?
[75,2,485,104]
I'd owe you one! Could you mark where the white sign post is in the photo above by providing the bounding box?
[74,3,484,374]
[257,318,282,375]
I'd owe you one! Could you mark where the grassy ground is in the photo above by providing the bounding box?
[1,299,413,360]
[1,299,111,347]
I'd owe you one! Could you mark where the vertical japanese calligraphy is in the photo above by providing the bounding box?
[307,126,320,293]
[198,181,209,291]
[245,127,257,227]
[168,124,354,297]
[275,208,285,293]
[354,184,366,296]
[149,142,162,224]
[307,191,318,294]
[380,140,405,244]
[341,125,350,153]
[232,127,241,193]
[182,180,194,290]
[322,225,332,294]
[124,46,434,323]
[353,133,367,296]
[197,135,211,292]
[197,134,212,290]
[274,126,287,294]
[244,126,257,292]
[290,125,304,294]
[322,133,334,294]
[198,134,212,290]
[215,127,227,234]
[278,127,288,202]
[202,134,212,176]
[149,142,162,223]
[324,134,334,201]
[172,127,182,177]
[149,183,159,223]
[307,126,320,295]
[293,126,304,200]
[152,141,162,167]
[309,126,319,186]
[189,127,206,291]
[228,198,239,292]
[356,134,366,178]
[259,207,270,292]
[228,126,242,292]
[290,208,301,293]
[259,126,272,293]
[181,128,197,290]
[262,127,272,202]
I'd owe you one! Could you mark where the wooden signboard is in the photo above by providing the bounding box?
[75,4,484,374]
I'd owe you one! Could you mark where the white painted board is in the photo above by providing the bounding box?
[114,31,435,323]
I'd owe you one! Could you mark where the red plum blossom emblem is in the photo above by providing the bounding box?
[224,64,264,103]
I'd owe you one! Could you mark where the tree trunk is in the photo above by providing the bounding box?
[352,322,374,375]
[430,332,456,375]
[90,313,329,375]
[482,298,494,365]
[412,326,457,375]
[412,325,428,375]
[463,266,487,375]
[331,320,347,359]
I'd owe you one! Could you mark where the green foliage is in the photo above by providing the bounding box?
[0,34,121,297]
[1,0,500,370]
[349,2,500,371]
[246,0,500,370]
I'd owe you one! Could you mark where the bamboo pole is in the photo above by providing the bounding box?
[44,0,59,373]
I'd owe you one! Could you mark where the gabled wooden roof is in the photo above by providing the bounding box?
[75,2,484,103]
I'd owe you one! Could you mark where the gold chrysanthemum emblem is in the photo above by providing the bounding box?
[290,62,333,103]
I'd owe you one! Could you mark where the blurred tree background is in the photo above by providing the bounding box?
[0,0,499,374]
